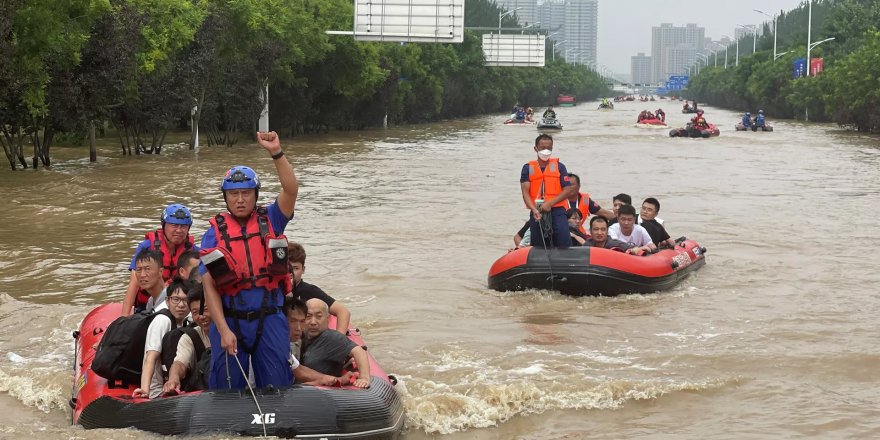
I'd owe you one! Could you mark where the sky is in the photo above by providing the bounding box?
[597,0,808,74]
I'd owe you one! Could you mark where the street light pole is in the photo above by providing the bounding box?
[521,22,540,34]
[755,9,778,61]
[498,7,523,35]
[805,1,811,77]
[552,40,566,62]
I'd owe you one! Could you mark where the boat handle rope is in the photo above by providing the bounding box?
[226,352,269,438]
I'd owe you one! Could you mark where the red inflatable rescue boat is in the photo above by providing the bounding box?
[488,238,707,296]
[70,303,405,438]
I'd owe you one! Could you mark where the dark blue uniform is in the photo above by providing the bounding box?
[520,162,573,248]
[201,200,292,389]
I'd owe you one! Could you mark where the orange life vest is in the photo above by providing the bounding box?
[204,207,291,297]
[527,158,567,208]
[568,192,592,234]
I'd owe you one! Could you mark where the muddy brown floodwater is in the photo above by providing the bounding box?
[1,100,879,439]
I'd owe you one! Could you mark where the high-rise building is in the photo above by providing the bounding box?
[651,23,705,82]
[563,0,598,66]
[537,0,597,66]
[631,53,652,85]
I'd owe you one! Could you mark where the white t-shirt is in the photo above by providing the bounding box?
[608,223,654,247]
[144,314,174,398]
[289,348,301,373]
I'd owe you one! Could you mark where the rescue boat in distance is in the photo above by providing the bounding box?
[488,238,706,296]
[70,303,405,439]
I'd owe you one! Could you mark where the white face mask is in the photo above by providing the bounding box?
[537,149,552,161]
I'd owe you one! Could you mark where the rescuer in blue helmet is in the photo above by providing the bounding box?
[200,131,300,390]
[121,203,198,316]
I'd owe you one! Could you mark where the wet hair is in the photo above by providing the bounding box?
[283,296,308,317]
[186,282,204,305]
[589,215,609,229]
[288,242,306,266]
[566,208,582,220]
[534,134,553,146]
[642,197,660,213]
[568,173,580,186]
[167,278,197,300]
[617,204,637,218]
[135,249,163,267]
[176,250,200,272]
[613,193,632,205]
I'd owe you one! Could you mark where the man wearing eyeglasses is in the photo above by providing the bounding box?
[122,203,199,316]
[133,279,197,399]
[200,131,300,390]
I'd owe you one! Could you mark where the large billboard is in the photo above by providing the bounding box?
[350,0,464,43]
[482,34,546,67]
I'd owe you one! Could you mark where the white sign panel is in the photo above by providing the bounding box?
[352,0,464,43]
[482,34,546,67]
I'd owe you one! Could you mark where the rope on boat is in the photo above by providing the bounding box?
[227,352,269,438]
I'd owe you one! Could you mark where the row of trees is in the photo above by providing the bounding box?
[684,0,880,133]
[0,0,610,170]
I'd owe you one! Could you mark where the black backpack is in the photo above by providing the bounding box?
[91,308,174,385]
[160,324,209,391]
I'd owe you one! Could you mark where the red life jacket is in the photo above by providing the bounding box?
[145,229,194,281]
[567,192,592,235]
[204,207,291,297]
[527,158,568,209]
[135,230,194,310]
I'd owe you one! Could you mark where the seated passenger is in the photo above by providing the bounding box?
[692,110,709,128]
[175,249,202,282]
[122,204,198,316]
[741,112,752,128]
[133,250,169,313]
[286,296,306,361]
[608,193,632,227]
[683,102,691,111]
[287,243,351,334]
[162,284,211,395]
[566,173,614,235]
[513,219,531,248]
[133,278,194,398]
[566,208,590,246]
[301,299,371,388]
[583,216,642,255]
[526,107,535,122]
[543,106,556,119]
[284,296,346,385]
[608,204,656,252]
[655,108,666,122]
[639,197,676,248]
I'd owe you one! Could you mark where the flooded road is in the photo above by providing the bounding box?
[1,99,879,439]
